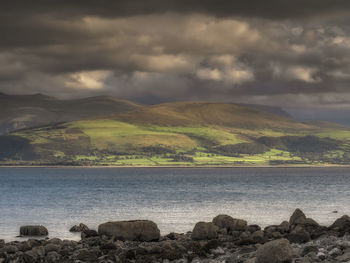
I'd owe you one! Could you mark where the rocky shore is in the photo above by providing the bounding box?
[1,209,350,263]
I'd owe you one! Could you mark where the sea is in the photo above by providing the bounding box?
[0,167,349,241]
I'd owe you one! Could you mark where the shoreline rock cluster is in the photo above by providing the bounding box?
[1,209,350,262]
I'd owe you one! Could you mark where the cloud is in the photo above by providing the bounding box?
[130,54,195,73]
[65,70,112,90]
[328,70,350,79]
[1,2,350,111]
[196,55,254,84]
[286,66,321,83]
[3,0,350,20]
[332,36,350,47]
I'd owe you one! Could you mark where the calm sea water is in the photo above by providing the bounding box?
[0,167,349,241]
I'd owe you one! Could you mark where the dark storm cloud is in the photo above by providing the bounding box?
[1,0,350,112]
[3,0,350,19]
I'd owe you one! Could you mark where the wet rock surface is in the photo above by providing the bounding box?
[19,225,48,237]
[1,209,350,262]
[191,222,218,240]
[257,238,293,263]
[98,220,160,242]
[69,223,89,233]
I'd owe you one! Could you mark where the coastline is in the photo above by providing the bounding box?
[1,209,350,262]
[1,164,350,169]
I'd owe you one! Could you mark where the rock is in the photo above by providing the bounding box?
[271,231,283,239]
[46,251,60,263]
[75,248,98,262]
[256,238,293,263]
[166,232,179,240]
[201,242,218,255]
[329,247,342,257]
[264,225,277,236]
[44,243,60,253]
[278,221,290,233]
[329,215,350,235]
[211,246,225,256]
[305,251,318,261]
[301,246,318,257]
[237,231,251,245]
[336,251,350,262]
[304,218,319,227]
[247,224,261,233]
[81,229,98,239]
[5,210,350,263]
[241,231,250,239]
[27,239,42,248]
[250,230,265,244]
[47,238,62,245]
[191,222,218,240]
[186,241,207,257]
[23,250,38,262]
[20,225,48,236]
[0,245,18,254]
[289,209,322,238]
[32,246,45,258]
[217,227,228,235]
[98,220,160,241]
[316,252,326,260]
[69,223,89,232]
[295,258,311,263]
[212,215,247,232]
[161,247,183,260]
[17,242,31,252]
[289,209,307,225]
[100,242,116,250]
[245,258,257,263]
[288,225,310,243]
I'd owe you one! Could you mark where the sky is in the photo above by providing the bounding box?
[1,1,350,122]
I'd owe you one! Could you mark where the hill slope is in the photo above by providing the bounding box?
[0,93,141,134]
[1,101,350,166]
[114,102,310,129]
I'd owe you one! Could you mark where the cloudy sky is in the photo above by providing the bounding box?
[1,0,350,122]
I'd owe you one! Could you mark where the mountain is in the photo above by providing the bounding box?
[0,93,141,134]
[114,102,308,129]
[237,103,291,118]
[1,100,350,166]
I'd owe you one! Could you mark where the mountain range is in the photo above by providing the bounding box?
[1,93,350,166]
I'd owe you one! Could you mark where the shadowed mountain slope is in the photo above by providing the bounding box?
[0,93,141,134]
[114,102,312,130]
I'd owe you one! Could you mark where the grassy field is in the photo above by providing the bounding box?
[2,102,350,166]
[71,120,197,152]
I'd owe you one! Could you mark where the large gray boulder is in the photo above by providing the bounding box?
[20,225,48,236]
[257,238,293,263]
[212,214,247,232]
[191,222,218,240]
[289,209,319,227]
[98,220,160,241]
[289,209,307,225]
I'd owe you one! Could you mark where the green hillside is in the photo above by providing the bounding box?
[1,102,350,166]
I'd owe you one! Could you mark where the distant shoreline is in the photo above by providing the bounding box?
[1,164,350,168]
